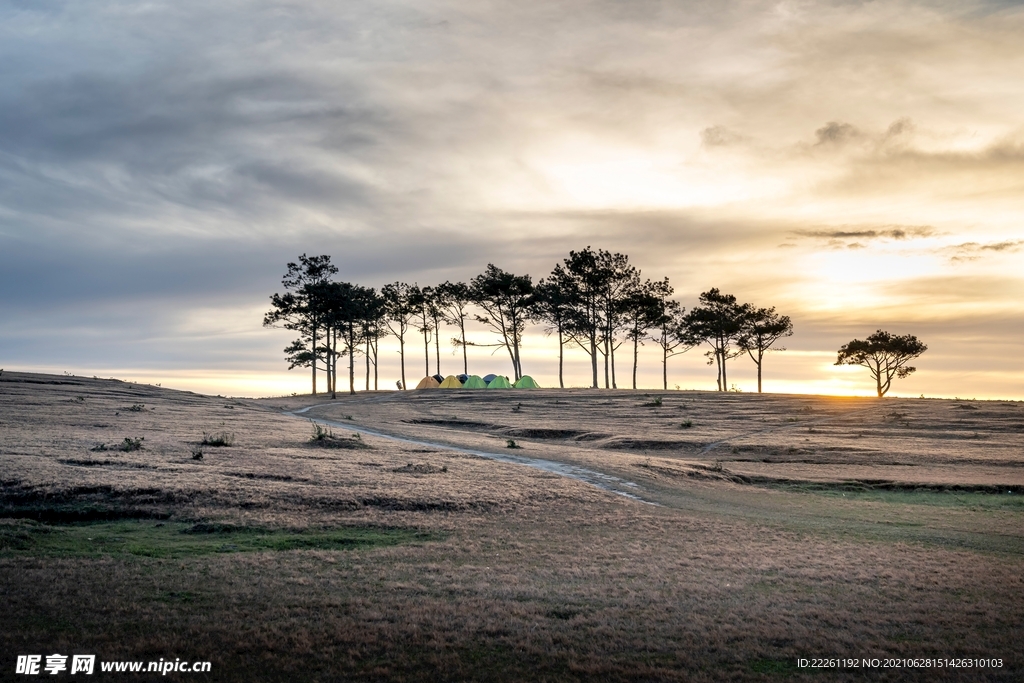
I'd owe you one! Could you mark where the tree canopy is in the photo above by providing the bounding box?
[836,330,927,397]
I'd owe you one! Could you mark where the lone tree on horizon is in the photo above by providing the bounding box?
[836,330,927,397]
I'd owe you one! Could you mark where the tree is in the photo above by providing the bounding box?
[423,285,446,376]
[555,247,607,388]
[358,288,387,391]
[596,250,640,389]
[836,330,927,397]
[738,307,793,393]
[682,289,747,391]
[263,254,337,395]
[652,299,694,390]
[622,278,672,390]
[381,282,415,390]
[470,264,533,380]
[436,281,473,375]
[531,278,576,388]
[408,284,434,378]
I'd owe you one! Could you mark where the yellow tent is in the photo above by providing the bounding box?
[438,375,463,388]
[414,376,440,389]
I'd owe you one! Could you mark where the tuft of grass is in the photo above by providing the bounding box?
[643,396,663,407]
[680,420,693,429]
[90,437,144,453]
[308,421,371,449]
[119,403,146,412]
[201,431,234,447]
[505,439,521,449]
[190,445,204,461]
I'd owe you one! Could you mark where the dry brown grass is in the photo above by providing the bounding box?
[1,372,1022,681]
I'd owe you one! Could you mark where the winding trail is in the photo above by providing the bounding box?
[285,403,659,505]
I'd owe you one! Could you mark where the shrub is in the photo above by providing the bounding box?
[118,437,145,452]
[681,420,693,429]
[201,432,234,447]
[506,439,521,449]
[643,396,663,407]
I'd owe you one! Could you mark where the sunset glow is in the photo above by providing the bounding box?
[1,0,1022,399]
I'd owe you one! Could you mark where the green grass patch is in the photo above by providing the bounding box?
[0,519,434,559]
[807,488,1024,510]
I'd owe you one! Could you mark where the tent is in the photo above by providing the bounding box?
[486,375,512,389]
[456,374,469,383]
[514,375,540,389]
[482,373,498,383]
[414,376,440,389]
[438,375,463,388]
[432,374,444,384]
[462,375,487,388]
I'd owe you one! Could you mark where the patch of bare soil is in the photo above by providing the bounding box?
[1,372,1022,681]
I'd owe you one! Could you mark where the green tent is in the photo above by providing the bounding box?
[513,375,540,389]
[462,375,487,388]
[486,375,512,389]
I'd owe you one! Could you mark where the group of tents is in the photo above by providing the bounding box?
[414,373,541,390]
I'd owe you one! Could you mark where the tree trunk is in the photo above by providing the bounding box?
[662,337,668,391]
[423,330,430,377]
[348,325,355,395]
[460,319,468,375]
[720,346,728,391]
[365,337,370,391]
[434,326,441,376]
[757,351,763,393]
[632,335,639,390]
[332,329,338,396]
[603,335,610,388]
[558,326,564,389]
[372,338,379,390]
[311,323,317,395]
[611,338,617,389]
[399,337,406,390]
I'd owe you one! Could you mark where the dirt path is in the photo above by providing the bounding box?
[285,403,660,505]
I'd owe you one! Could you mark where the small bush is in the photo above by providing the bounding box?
[643,396,663,407]
[681,420,693,429]
[506,439,521,449]
[121,404,146,412]
[310,421,332,442]
[191,446,204,461]
[118,437,145,452]
[201,432,234,447]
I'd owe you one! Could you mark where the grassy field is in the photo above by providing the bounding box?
[1,371,1022,681]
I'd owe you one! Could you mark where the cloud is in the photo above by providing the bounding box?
[814,121,860,146]
[945,239,1024,262]
[792,225,937,249]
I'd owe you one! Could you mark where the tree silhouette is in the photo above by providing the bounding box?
[597,250,640,389]
[682,289,747,391]
[263,254,337,395]
[358,288,387,391]
[652,299,694,390]
[470,264,533,381]
[836,330,927,397]
[531,278,576,388]
[408,284,434,378]
[555,247,606,388]
[436,281,473,375]
[381,282,415,390]
[738,307,793,393]
[623,277,673,390]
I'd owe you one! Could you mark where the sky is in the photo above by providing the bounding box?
[1,0,1022,399]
